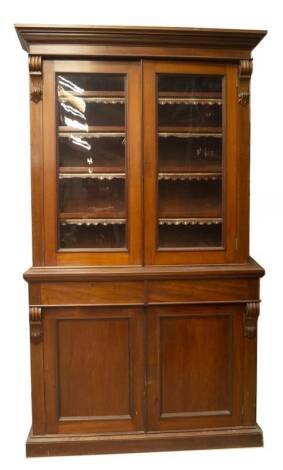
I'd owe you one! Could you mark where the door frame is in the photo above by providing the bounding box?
[143,60,238,265]
[42,60,143,265]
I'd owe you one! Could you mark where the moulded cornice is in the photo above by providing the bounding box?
[15,24,267,53]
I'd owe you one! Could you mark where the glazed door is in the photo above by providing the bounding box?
[143,61,238,264]
[146,304,243,431]
[43,60,142,265]
[44,307,144,434]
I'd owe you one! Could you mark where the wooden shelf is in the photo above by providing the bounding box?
[159,177,222,219]
[159,161,222,173]
[59,90,125,98]
[59,96,125,104]
[58,126,125,134]
[60,208,126,219]
[159,91,222,98]
[59,166,125,174]
[158,97,222,105]
[159,127,222,136]
[159,217,222,226]
[158,172,222,181]
[60,218,126,226]
[59,172,125,180]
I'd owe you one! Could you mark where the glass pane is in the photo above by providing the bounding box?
[157,74,223,248]
[57,73,127,249]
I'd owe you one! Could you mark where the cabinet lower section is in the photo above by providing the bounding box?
[26,266,263,456]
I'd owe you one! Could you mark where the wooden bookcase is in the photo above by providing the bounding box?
[16,24,266,457]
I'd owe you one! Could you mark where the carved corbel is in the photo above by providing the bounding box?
[29,55,42,103]
[29,307,42,343]
[238,59,253,105]
[245,302,260,339]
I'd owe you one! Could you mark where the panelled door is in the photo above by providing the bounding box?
[44,307,144,434]
[146,304,244,431]
[143,61,238,265]
[44,304,244,433]
[43,60,142,265]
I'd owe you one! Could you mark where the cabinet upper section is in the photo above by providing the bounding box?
[16,25,266,267]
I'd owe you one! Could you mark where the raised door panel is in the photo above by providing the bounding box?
[43,60,142,265]
[147,305,243,431]
[143,60,238,265]
[44,307,144,433]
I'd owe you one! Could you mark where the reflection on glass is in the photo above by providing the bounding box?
[157,74,223,248]
[57,73,127,249]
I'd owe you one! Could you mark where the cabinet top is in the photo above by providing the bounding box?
[15,24,267,57]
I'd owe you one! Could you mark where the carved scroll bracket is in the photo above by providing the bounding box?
[29,55,42,103]
[29,307,43,343]
[239,59,253,78]
[238,59,253,105]
[245,302,260,339]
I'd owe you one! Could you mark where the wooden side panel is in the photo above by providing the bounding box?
[44,307,144,434]
[147,304,244,431]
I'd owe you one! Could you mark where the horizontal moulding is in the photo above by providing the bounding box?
[59,173,125,180]
[158,98,222,105]
[159,218,222,226]
[158,132,222,139]
[158,173,221,181]
[61,219,126,226]
[58,132,126,139]
[59,96,125,104]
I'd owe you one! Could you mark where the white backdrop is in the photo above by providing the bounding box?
[0,1,282,468]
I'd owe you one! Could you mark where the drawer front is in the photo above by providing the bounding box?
[29,278,259,306]
[39,281,145,305]
[147,279,259,303]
